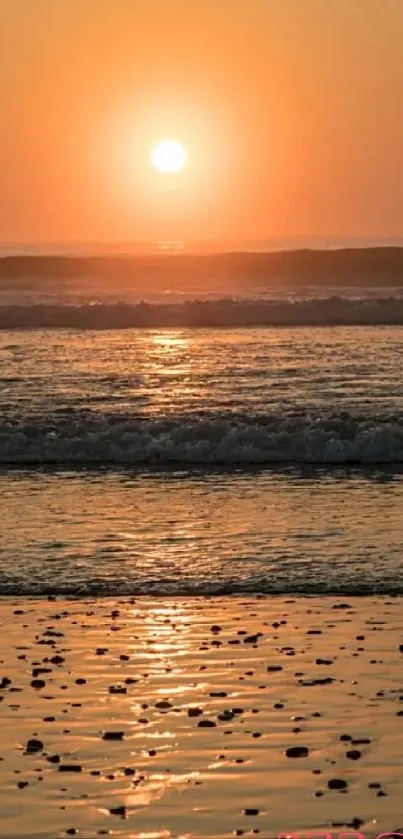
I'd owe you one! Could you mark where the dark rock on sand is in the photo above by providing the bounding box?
[59,764,82,772]
[285,746,309,758]
[109,805,126,817]
[188,707,203,717]
[328,778,348,790]
[31,679,46,689]
[102,731,125,740]
[25,739,44,754]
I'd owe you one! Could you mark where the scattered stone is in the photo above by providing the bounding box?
[328,778,348,790]
[285,746,309,758]
[25,739,44,754]
[301,677,335,686]
[350,819,364,830]
[188,708,203,717]
[31,679,46,689]
[218,710,234,721]
[102,731,125,740]
[109,805,126,817]
[58,765,82,773]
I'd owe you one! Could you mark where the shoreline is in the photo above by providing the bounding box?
[0,587,403,604]
[1,595,403,837]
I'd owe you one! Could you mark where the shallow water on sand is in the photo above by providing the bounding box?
[1,596,403,838]
[1,468,403,595]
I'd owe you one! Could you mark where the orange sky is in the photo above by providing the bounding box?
[1,0,403,245]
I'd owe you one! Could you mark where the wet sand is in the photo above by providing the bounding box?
[0,595,402,838]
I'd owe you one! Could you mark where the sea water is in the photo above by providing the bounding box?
[0,280,402,596]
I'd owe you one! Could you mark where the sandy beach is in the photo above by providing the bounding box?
[0,595,402,838]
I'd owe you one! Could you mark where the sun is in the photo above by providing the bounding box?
[150,139,188,173]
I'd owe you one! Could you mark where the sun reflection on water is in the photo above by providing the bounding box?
[151,331,190,352]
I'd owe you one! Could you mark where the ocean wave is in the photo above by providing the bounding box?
[1,414,402,464]
[3,246,403,288]
[1,579,403,596]
[2,296,403,328]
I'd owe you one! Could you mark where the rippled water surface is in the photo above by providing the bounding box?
[1,468,403,595]
[0,322,402,594]
[0,326,402,463]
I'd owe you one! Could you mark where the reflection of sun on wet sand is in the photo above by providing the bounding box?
[0,596,403,837]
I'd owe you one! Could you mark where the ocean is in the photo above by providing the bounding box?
[1,249,402,597]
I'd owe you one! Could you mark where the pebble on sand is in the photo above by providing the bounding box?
[328,778,348,790]
[102,731,125,740]
[285,746,309,758]
[25,739,44,754]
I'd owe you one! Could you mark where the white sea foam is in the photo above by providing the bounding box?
[1,415,402,464]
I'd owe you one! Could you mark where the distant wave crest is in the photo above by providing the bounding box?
[1,413,402,464]
[2,296,403,328]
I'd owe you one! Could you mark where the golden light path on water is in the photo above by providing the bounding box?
[1,597,403,836]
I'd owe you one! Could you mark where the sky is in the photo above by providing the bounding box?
[1,0,403,246]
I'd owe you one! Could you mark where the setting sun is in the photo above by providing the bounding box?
[150,139,188,174]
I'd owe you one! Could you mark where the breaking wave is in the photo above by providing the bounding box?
[2,578,403,597]
[1,413,403,465]
[2,296,403,328]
